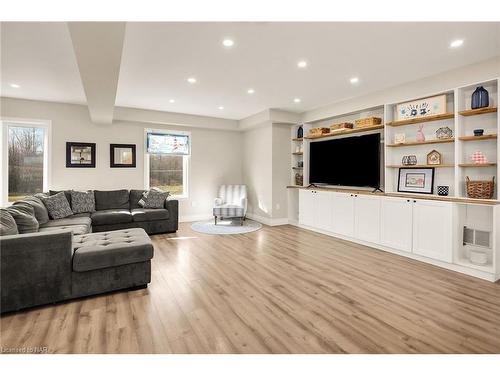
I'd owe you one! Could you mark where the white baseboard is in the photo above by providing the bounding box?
[246,213,289,226]
[179,214,213,223]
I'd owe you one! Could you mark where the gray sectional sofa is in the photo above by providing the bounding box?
[0,189,178,314]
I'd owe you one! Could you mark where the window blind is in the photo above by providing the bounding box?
[146,132,190,155]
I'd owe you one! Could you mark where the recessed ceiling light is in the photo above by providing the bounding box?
[10,83,20,88]
[222,39,234,47]
[218,106,224,110]
[187,77,197,84]
[294,98,301,103]
[247,89,255,94]
[450,39,464,48]
[297,60,307,68]
[169,99,175,103]
[350,77,359,84]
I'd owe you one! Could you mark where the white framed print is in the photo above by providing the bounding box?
[396,94,446,121]
[398,168,435,194]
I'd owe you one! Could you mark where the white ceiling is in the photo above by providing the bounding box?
[2,22,500,120]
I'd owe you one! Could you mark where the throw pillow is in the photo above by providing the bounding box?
[13,196,50,225]
[0,209,19,236]
[71,190,95,213]
[5,205,39,234]
[138,188,170,209]
[40,192,73,219]
[49,190,73,208]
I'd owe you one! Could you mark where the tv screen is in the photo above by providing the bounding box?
[309,133,381,188]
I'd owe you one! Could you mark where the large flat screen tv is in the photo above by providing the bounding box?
[309,133,381,188]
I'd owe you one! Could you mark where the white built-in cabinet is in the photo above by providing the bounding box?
[299,190,454,264]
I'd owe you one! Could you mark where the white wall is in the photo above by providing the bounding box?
[272,123,291,220]
[1,97,243,221]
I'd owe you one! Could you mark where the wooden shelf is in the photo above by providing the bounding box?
[386,113,454,127]
[459,106,497,117]
[459,134,497,141]
[292,138,303,142]
[459,163,497,168]
[386,164,454,168]
[292,152,303,155]
[304,125,384,140]
[387,138,455,147]
[292,167,303,170]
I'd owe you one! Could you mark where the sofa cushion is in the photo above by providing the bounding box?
[5,205,39,234]
[71,190,95,214]
[39,224,90,236]
[40,216,92,233]
[41,192,73,219]
[14,196,50,225]
[50,190,73,207]
[72,228,154,272]
[131,208,170,222]
[0,209,19,236]
[129,189,146,209]
[94,190,130,211]
[138,188,169,209]
[91,209,133,226]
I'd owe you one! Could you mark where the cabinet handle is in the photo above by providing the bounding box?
[406,199,410,202]
[355,194,358,197]
[413,200,417,203]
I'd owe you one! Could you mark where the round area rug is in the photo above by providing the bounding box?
[191,219,262,235]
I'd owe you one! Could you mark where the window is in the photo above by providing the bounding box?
[1,120,50,204]
[145,130,190,198]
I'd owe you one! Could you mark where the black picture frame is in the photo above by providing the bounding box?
[397,167,435,194]
[110,144,136,168]
[66,142,96,168]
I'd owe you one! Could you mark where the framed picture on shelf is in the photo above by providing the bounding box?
[396,94,446,121]
[66,142,96,168]
[398,168,435,194]
[110,144,136,168]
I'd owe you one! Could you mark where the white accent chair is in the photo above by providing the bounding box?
[213,185,248,225]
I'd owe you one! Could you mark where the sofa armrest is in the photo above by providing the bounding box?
[0,230,73,313]
[165,199,179,231]
[214,197,223,206]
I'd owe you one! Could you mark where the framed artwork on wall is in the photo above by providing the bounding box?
[110,144,136,168]
[66,142,96,168]
[398,168,435,194]
[396,94,446,121]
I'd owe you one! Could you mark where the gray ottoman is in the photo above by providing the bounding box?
[71,228,154,298]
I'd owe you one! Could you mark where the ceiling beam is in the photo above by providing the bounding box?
[68,22,125,124]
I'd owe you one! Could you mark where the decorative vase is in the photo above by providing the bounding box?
[473,129,484,136]
[297,125,303,139]
[471,86,489,109]
[416,125,425,142]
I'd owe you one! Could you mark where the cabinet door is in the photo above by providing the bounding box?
[354,195,381,244]
[380,197,413,252]
[314,191,333,231]
[412,200,453,262]
[299,190,315,227]
[331,193,355,237]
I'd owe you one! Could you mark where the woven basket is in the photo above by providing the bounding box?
[355,117,382,128]
[466,176,495,199]
[309,127,330,136]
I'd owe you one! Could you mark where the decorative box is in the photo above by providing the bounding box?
[330,122,353,131]
[308,127,330,137]
[354,117,382,128]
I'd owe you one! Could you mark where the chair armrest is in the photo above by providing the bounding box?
[240,197,248,214]
[0,230,73,313]
[214,198,223,206]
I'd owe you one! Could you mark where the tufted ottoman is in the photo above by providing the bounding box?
[70,228,154,298]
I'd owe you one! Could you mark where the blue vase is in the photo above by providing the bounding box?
[297,125,303,139]
[471,86,489,109]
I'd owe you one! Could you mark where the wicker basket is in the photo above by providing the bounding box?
[330,122,353,131]
[308,127,330,137]
[466,176,495,199]
[355,117,382,128]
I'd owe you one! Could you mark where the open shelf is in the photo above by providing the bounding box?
[305,125,384,140]
[386,138,455,147]
[386,164,454,168]
[459,106,498,117]
[292,138,303,142]
[385,113,454,127]
[459,163,497,168]
[459,134,498,141]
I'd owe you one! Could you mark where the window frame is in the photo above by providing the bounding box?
[144,128,190,200]
[0,117,52,206]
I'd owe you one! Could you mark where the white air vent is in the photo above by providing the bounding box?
[463,227,491,248]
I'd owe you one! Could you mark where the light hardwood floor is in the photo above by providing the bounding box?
[1,223,500,354]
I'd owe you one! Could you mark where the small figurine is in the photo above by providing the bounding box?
[416,124,426,142]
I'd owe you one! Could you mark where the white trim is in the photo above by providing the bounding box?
[246,213,289,226]
[0,117,51,205]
